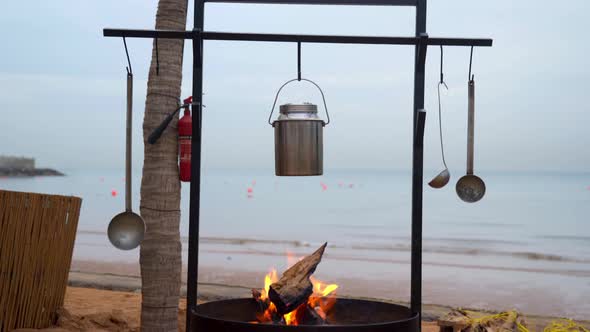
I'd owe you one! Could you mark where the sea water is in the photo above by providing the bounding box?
[1,169,589,318]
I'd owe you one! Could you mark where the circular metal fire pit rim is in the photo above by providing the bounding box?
[192,297,419,328]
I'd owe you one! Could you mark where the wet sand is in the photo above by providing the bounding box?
[9,258,589,331]
[69,258,590,320]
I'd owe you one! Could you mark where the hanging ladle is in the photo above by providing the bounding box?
[429,46,450,189]
[108,44,145,250]
[456,74,486,202]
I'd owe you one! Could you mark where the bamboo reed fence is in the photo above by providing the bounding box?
[0,190,82,331]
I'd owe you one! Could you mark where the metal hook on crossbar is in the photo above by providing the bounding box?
[468,46,474,81]
[439,46,448,90]
[123,37,133,75]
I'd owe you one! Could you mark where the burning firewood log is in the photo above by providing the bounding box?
[268,243,327,314]
[252,289,269,311]
[301,305,326,325]
[252,289,283,323]
[313,306,328,323]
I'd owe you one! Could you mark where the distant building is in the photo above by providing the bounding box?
[0,156,35,170]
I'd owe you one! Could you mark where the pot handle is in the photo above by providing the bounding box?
[268,78,330,126]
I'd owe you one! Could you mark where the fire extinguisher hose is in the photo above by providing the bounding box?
[147,105,183,144]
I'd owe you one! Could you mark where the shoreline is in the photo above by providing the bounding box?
[74,232,590,271]
[0,167,64,177]
[69,259,590,321]
[69,231,590,320]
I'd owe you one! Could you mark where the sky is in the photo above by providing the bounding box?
[0,1,588,173]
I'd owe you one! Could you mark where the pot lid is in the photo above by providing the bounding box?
[280,103,317,114]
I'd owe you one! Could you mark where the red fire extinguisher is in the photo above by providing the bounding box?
[178,96,193,182]
[146,96,193,182]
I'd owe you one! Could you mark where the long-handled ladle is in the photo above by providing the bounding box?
[429,46,450,189]
[108,41,145,250]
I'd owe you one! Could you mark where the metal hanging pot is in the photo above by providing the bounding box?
[268,78,330,176]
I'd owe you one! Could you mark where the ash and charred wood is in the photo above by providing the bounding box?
[252,289,262,299]
[252,289,283,323]
[252,289,270,312]
[300,305,326,325]
[252,288,283,324]
[268,242,327,314]
[313,306,329,324]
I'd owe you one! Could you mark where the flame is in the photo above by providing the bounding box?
[308,276,338,313]
[257,267,338,325]
[286,251,301,269]
[311,276,338,297]
[284,310,298,326]
[262,269,278,299]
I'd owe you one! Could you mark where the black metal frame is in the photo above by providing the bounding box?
[103,1,492,331]
[205,0,418,5]
[104,29,492,47]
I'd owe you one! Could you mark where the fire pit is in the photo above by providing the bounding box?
[189,244,419,332]
[190,298,419,331]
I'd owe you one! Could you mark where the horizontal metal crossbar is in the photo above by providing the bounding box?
[103,29,493,47]
[204,0,417,6]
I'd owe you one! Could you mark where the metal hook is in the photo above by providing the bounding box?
[123,37,132,75]
[468,46,474,81]
[155,38,160,75]
[297,42,302,81]
[439,46,448,90]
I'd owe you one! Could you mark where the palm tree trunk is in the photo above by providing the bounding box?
[139,0,187,331]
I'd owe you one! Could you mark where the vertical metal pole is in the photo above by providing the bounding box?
[297,42,302,81]
[411,0,427,328]
[186,0,205,330]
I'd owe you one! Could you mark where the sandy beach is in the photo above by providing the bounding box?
[62,261,589,330]
[9,286,441,332]
[69,241,590,321]
[12,268,587,332]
